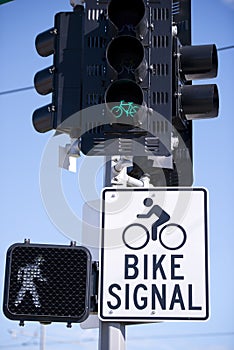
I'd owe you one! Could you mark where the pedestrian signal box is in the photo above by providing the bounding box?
[3,242,92,325]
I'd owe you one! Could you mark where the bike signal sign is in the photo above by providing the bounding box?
[99,188,209,322]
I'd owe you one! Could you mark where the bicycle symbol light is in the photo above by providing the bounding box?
[111,100,140,118]
[122,198,187,251]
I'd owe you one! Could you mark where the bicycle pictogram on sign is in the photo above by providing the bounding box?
[122,197,187,251]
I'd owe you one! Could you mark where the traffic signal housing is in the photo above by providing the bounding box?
[3,242,92,325]
[80,0,173,157]
[105,0,147,110]
[178,44,218,119]
[32,0,219,186]
[32,1,174,158]
[128,0,219,187]
[171,0,218,185]
[33,8,84,134]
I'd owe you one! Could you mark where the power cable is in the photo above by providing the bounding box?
[0,86,33,96]
[0,45,233,97]
[218,45,234,51]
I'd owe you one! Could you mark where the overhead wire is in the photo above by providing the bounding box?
[217,45,234,51]
[0,45,233,97]
[0,86,33,96]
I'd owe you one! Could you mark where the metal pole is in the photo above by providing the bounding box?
[99,322,126,350]
[40,324,46,350]
[98,157,126,350]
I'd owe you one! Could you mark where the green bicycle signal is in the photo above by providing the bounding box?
[111,100,139,118]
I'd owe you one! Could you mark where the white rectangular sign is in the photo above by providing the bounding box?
[99,188,209,322]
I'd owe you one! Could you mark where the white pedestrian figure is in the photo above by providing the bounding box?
[15,256,46,308]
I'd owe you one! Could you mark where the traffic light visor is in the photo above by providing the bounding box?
[180,44,218,81]
[32,104,54,133]
[108,0,146,36]
[34,66,54,95]
[35,28,55,57]
[181,84,219,119]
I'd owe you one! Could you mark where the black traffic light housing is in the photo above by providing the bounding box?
[128,0,219,186]
[33,8,84,134]
[80,0,173,157]
[178,44,218,119]
[32,0,219,186]
[105,0,147,108]
[33,0,174,159]
[3,242,92,325]
[171,0,218,185]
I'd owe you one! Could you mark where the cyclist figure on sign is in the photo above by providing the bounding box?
[137,198,170,241]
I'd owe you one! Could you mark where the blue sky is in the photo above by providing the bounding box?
[0,0,234,349]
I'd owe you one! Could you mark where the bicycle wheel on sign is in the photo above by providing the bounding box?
[159,223,187,250]
[122,223,150,250]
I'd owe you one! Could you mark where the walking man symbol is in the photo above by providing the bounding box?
[15,256,46,308]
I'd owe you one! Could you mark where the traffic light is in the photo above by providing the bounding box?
[104,0,147,111]
[80,0,173,157]
[3,242,92,325]
[32,0,219,179]
[32,7,84,134]
[172,0,218,185]
[177,44,218,119]
[128,0,219,186]
[32,1,174,158]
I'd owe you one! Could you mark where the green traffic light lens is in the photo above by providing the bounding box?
[111,101,140,119]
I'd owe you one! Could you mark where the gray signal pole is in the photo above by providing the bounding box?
[98,158,127,350]
[98,157,149,349]
[40,324,46,350]
[99,322,126,350]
